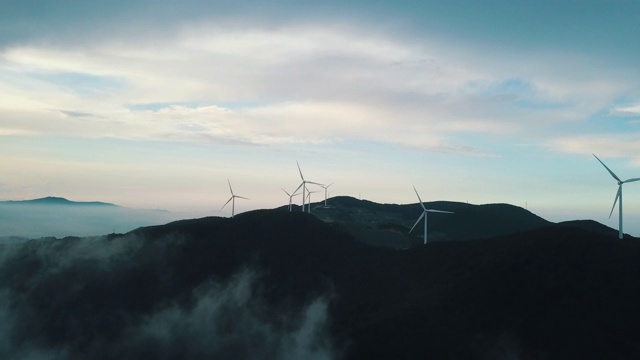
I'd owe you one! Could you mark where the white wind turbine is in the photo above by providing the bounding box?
[221,180,249,218]
[305,189,320,213]
[293,161,323,213]
[409,186,453,244]
[320,182,334,207]
[282,188,300,212]
[593,154,640,239]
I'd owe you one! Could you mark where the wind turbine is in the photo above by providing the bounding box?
[409,186,453,244]
[593,154,640,239]
[221,180,249,218]
[320,182,334,207]
[293,161,323,212]
[305,189,320,213]
[282,188,300,212]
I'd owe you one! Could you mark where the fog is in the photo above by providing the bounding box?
[0,233,337,359]
[0,204,179,240]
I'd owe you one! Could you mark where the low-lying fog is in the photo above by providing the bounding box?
[0,232,336,360]
[0,203,179,240]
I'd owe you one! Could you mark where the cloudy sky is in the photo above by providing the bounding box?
[2,1,640,233]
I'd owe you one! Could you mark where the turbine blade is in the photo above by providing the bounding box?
[306,181,325,186]
[220,197,233,210]
[593,154,622,182]
[281,188,291,196]
[293,182,304,194]
[623,177,640,183]
[413,186,427,211]
[296,161,305,181]
[426,209,454,214]
[227,179,234,195]
[609,186,621,219]
[235,196,250,200]
[409,212,425,233]
[321,182,334,189]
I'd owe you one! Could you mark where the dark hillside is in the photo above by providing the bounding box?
[335,225,640,359]
[1,210,640,359]
[0,211,384,359]
[558,219,625,238]
[134,211,382,310]
[308,196,551,246]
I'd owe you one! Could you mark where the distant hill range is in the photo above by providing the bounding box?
[2,209,639,359]
[0,196,177,240]
[1,195,627,245]
[0,196,118,207]
[281,196,628,248]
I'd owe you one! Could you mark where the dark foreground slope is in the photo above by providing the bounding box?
[1,210,640,359]
[0,211,375,360]
[338,225,640,359]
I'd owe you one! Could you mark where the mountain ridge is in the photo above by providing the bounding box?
[294,196,629,247]
[0,196,118,207]
[2,209,639,359]
[1,194,629,242]
[0,196,176,239]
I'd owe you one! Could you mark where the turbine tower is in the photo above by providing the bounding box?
[293,161,323,213]
[409,186,453,244]
[593,154,640,239]
[305,189,320,213]
[221,180,249,218]
[321,182,334,207]
[282,188,300,212]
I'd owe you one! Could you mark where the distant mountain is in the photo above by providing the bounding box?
[2,209,640,359]
[0,196,117,207]
[0,196,177,239]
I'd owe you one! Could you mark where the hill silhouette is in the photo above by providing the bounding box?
[0,196,117,207]
[293,196,552,247]
[557,219,630,238]
[1,209,639,359]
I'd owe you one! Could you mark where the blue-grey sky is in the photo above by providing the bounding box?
[2,0,640,233]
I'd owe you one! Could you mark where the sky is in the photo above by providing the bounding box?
[2,0,640,234]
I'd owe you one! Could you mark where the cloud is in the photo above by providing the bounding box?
[548,133,640,167]
[0,203,179,238]
[129,271,334,360]
[0,19,636,155]
[610,104,640,117]
[57,110,101,118]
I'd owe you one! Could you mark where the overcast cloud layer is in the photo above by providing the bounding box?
[2,1,640,233]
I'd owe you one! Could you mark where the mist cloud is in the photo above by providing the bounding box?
[0,233,338,360]
[125,271,334,360]
[0,204,178,239]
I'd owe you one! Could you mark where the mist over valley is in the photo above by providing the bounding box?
[0,197,179,241]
